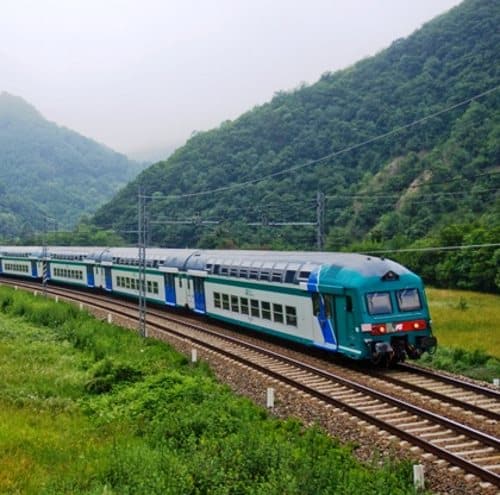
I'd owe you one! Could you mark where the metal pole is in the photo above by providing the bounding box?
[42,244,48,296]
[42,218,48,296]
[316,191,325,251]
[138,187,147,337]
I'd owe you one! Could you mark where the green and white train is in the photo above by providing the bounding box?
[0,246,437,363]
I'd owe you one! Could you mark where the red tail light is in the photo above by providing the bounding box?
[395,320,427,332]
[365,319,427,336]
[370,324,387,335]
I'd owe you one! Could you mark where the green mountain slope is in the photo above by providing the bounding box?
[0,92,143,238]
[93,0,499,288]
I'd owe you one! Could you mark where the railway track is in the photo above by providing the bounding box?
[376,364,500,422]
[1,278,499,490]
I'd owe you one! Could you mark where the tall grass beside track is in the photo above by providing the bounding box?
[421,288,500,381]
[0,287,421,495]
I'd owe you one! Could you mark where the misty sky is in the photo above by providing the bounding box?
[1,0,462,158]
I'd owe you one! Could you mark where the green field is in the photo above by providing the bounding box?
[0,287,420,495]
[421,288,500,380]
[426,288,500,357]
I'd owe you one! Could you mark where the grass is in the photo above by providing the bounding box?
[421,288,500,381]
[0,286,422,495]
[426,288,500,357]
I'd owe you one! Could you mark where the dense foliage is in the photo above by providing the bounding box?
[0,92,144,239]
[92,0,499,291]
[0,287,420,494]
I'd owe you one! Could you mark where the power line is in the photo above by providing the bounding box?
[140,85,499,200]
[326,185,499,201]
[360,243,500,254]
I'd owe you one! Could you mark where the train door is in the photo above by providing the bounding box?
[165,273,176,306]
[104,267,112,291]
[333,295,357,354]
[192,277,206,314]
[86,264,95,287]
[313,293,338,351]
[30,260,38,278]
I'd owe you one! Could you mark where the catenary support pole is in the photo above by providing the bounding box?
[316,191,325,251]
[138,187,147,338]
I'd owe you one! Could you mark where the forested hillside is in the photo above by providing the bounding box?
[93,0,500,291]
[0,93,143,238]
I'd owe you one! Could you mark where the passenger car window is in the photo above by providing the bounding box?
[312,294,320,316]
[273,303,283,323]
[285,306,297,326]
[213,292,221,308]
[250,299,260,317]
[240,297,249,315]
[231,295,239,312]
[261,301,271,320]
[366,292,392,315]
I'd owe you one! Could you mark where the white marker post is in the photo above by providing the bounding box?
[493,378,500,387]
[266,387,275,409]
[191,348,198,363]
[107,313,113,324]
[413,464,425,491]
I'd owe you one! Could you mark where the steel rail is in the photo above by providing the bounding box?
[372,369,500,421]
[398,362,500,400]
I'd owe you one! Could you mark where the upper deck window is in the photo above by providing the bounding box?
[366,292,392,315]
[396,289,422,312]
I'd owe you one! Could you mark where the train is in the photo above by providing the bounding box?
[0,246,437,364]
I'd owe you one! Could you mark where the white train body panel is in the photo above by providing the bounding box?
[49,261,88,287]
[111,267,165,303]
[204,278,321,345]
[1,259,34,277]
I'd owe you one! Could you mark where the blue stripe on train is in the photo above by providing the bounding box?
[307,268,337,349]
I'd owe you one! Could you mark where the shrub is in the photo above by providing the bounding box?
[85,358,143,394]
[421,346,500,381]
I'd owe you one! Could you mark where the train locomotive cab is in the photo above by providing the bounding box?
[311,256,436,365]
[358,269,436,364]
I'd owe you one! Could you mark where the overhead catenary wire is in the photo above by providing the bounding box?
[80,186,497,234]
[360,243,500,254]
[139,85,499,200]
[326,185,499,200]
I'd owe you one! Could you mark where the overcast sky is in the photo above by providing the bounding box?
[1,0,462,159]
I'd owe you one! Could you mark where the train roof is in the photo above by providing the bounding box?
[0,246,414,287]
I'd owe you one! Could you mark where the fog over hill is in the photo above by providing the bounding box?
[0,92,145,238]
